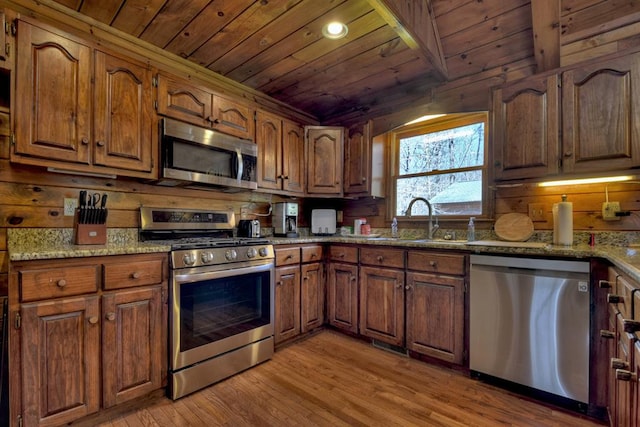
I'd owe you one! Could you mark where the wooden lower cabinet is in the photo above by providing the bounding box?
[9,253,168,427]
[274,245,324,345]
[327,262,358,334]
[359,265,405,346]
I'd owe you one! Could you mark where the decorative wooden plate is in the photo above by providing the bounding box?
[494,213,535,242]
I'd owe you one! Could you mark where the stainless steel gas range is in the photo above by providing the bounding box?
[140,207,274,400]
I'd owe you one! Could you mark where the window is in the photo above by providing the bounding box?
[391,112,488,219]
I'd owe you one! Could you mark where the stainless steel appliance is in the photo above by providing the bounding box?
[469,255,590,405]
[157,118,258,190]
[273,202,298,237]
[140,207,274,399]
[237,219,260,238]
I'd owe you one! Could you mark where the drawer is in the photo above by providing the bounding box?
[328,245,358,263]
[103,259,165,290]
[407,251,466,276]
[275,247,301,266]
[301,245,323,263]
[360,248,404,269]
[20,265,100,302]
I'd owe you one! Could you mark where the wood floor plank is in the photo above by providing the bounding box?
[86,330,605,427]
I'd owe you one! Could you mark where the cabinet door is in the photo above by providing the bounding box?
[344,121,371,195]
[14,20,92,164]
[305,126,343,195]
[282,120,305,195]
[562,53,640,173]
[94,50,154,174]
[301,262,324,333]
[359,266,404,346]
[156,73,212,127]
[211,95,255,140]
[275,265,301,344]
[256,110,282,191]
[327,262,358,333]
[406,271,465,364]
[21,296,100,427]
[492,73,559,180]
[102,286,163,408]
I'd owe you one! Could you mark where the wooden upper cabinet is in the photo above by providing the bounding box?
[13,19,155,178]
[282,120,305,195]
[492,73,560,180]
[256,109,283,191]
[14,19,92,165]
[344,121,371,195]
[156,73,255,141]
[305,126,344,196]
[93,50,154,173]
[562,52,640,174]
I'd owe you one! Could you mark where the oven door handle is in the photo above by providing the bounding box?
[174,262,273,284]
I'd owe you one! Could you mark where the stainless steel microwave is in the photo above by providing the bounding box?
[157,118,258,190]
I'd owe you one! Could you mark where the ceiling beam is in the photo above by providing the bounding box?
[531,0,561,72]
[367,0,448,81]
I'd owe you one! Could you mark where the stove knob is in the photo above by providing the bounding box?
[183,253,196,266]
[258,247,269,257]
[201,252,214,264]
[225,249,237,261]
[247,248,257,258]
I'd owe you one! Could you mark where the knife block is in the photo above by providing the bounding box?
[75,223,107,245]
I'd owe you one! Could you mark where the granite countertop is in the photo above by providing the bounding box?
[8,228,640,283]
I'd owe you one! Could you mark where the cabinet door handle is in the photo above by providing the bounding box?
[563,150,573,158]
[600,329,615,339]
[303,276,308,281]
[611,358,629,370]
[81,137,89,145]
[56,279,67,288]
[405,284,412,290]
[607,294,622,304]
[131,272,141,279]
[615,369,637,382]
[395,283,403,289]
[96,140,105,147]
[361,177,367,182]
[106,312,116,322]
[598,280,612,289]
[350,276,356,282]
[88,316,99,324]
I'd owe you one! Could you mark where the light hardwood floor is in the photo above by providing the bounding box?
[88,330,605,426]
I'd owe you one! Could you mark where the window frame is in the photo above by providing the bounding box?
[387,112,490,222]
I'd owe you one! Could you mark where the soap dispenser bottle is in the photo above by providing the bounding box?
[467,217,476,242]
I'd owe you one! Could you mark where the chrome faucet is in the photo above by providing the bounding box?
[406,197,439,240]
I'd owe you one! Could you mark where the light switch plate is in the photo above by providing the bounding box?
[64,198,78,216]
[602,201,620,221]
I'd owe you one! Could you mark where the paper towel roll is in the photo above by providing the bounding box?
[553,198,573,246]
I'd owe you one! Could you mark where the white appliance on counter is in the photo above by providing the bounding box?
[311,209,337,235]
[469,255,590,406]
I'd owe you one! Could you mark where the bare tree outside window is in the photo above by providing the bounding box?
[393,113,487,218]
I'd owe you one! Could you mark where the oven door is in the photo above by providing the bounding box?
[171,261,274,371]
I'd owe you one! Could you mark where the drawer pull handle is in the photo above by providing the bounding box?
[88,316,99,324]
[57,279,67,288]
[429,261,437,267]
[623,319,640,333]
[311,253,317,258]
[338,253,345,258]
[611,358,629,370]
[598,280,612,289]
[600,329,615,339]
[131,272,141,279]
[377,255,383,262]
[106,312,116,322]
[607,294,622,304]
[615,369,637,382]
[285,254,293,260]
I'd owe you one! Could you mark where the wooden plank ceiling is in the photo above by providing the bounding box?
[47,0,640,126]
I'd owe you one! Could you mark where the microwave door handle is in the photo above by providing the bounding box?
[236,148,243,184]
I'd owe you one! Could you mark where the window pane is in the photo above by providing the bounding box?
[398,123,485,175]
[396,170,483,216]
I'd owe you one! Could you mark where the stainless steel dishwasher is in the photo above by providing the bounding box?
[469,254,590,404]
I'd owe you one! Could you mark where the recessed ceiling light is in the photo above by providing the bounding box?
[322,22,348,39]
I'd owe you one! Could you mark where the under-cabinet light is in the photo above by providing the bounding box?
[538,175,635,187]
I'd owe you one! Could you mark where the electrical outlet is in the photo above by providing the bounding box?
[240,206,249,219]
[602,201,621,221]
[64,198,78,216]
[528,203,546,222]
